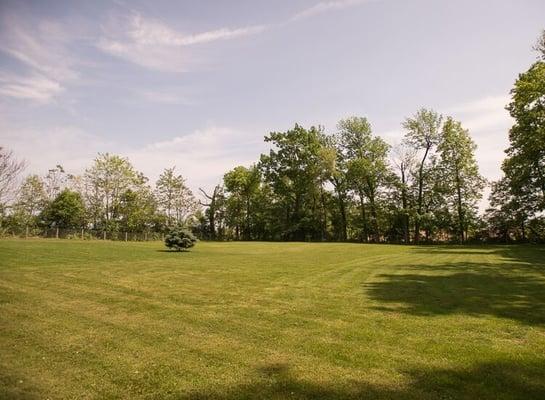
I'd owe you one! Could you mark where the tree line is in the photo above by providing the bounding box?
[0,155,200,238]
[0,31,544,243]
[199,111,485,243]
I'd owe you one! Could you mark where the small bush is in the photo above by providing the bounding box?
[164,228,197,251]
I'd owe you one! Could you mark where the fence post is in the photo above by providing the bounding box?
[81,228,84,240]
[145,232,148,241]
[25,226,29,239]
[125,231,128,242]
[103,231,106,240]
[56,227,59,239]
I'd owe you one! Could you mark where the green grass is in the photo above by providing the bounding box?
[1,240,545,399]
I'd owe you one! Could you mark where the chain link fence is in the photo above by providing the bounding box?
[1,227,165,241]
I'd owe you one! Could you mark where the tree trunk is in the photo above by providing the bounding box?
[245,197,251,240]
[368,189,379,243]
[401,168,410,244]
[320,187,328,241]
[455,167,464,244]
[332,177,347,241]
[415,145,431,244]
[359,192,368,242]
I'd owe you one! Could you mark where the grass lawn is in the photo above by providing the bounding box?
[1,240,544,399]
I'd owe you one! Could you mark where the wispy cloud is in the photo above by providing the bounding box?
[0,12,79,103]
[98,0,373,72]
[291,0,371,21]
[1,124,112,174]
[2,119,264,196]
[444,94,511,133]
[128,14,266,46]
[98,13,267,72]
[126,126,264,191]
[136,89,194,105]
[0,73,63,103]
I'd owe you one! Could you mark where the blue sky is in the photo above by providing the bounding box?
[1,0,544,202]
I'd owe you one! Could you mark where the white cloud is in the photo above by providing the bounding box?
[97,36,191,72]
[442,94,512,182]
[291,0,371,21]
[2,122,265,198]
[0,73,63,103]
[136,89,194,105]
[125,126,265,193]
[97,0,376,72]
[444,94,509,115]
[443,94,511,132]
[0,12,79,103]
[128,14,266,46]
[98,13,267,72]
[1,125,112,175]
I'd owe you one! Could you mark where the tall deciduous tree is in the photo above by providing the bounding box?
[118,186,157,233]
[12,174,48,228]
[338,117,390,242]
[391,143,416,244]
[43,165,69,201]
[503,61,545,217]
[323,134,349,241]
[155,167,198,227]
[438,117,486,242]
[486,178,529,242]
[0,147,26,212]
[403,108,443,243]
[84,153,140,229]
[199,185,225,240]
[259,124,328,241]
[223,165,260,240]
[41,189,86,229]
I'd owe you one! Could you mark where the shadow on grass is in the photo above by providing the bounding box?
[178,360,545,399]
[413,245,545,265]
[364,246,545,326]
[0,370,42,400]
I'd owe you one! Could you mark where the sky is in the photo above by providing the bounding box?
[0,0,544,205]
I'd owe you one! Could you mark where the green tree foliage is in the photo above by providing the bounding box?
[259,124,329,240]
[41,189,85,229]
[438,118,486,242]
[485,178,529,242]
[391,144,416,243]
[118,186,156,232]
[402,108,443,243]
[198,185,226,240]
[223,165,260,240]
[337,117,390,242]
[164,227,197,251]
[11,175,48,228]
[43,165,69,201]
[503,61,545,217]
[84,153,143,230]
[486,39,545,242]
[155,167,198,227]
[322,134,349,241]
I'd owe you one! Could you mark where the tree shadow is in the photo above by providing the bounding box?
[0,370,42,400]
[364,246,545,326]
[176,360,545,399]
[413,245,545,266]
